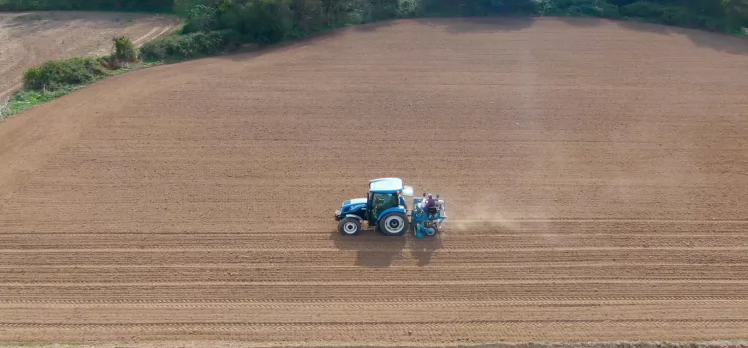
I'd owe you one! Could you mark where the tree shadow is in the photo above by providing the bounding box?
[547,16,748,55]
[214,14,748,67]
[214,16,537,64]
[412,16,536,34]
[214,27,347,62]
[615,18,748,55]
[352,19,400,32]
[548,15,608,27]
[330,230,407,268]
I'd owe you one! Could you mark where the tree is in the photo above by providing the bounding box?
[723,0,748,26]
[112,36,137,66]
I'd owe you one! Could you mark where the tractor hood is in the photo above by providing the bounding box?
[339,197,367,216]
[335,198,367,221]
[342,198,367,207]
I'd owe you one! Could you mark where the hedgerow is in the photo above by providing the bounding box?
[22,57,111,91]
[138,29,238,61]
[0,0,173,12]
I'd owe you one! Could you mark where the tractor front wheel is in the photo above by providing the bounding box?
[379,212,409,236]
[338,217,361,236]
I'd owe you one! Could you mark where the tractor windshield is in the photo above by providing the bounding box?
[369,192,399,221]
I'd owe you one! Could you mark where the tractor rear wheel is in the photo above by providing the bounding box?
[338,217,361,236]
[379,212,409,236]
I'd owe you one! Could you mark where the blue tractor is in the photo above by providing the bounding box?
[334,178,446,237]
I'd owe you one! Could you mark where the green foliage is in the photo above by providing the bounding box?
[138,29,237,61]
[113,36,138,63]
[397,0,422,17]
[620,1,661,17]
[723,0,748,26]
[621,1,730,31]
[179,1,222,33]
[6,60,155,119]
[221,0,295,43]
[170,0,736,46]
[22,57,111,91]
[416,0,537,16]
[1,88,75,119]
[2,0,742,41]
[19,35,143,94]
[541,0,621,17]
[0,0,174,12]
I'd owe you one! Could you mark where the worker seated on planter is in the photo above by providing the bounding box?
[425,194,438,218]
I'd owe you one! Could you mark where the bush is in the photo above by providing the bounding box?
[2,88,75,118]
[113,36,138,65]
[180,3,221,33]
[22,57,111,91]
[621,1,730,31]
[543,0,621,18]
[694,14,731,31]
[138,30,238,61]
[417,0,538,16]
[397,0,422,17]
[621,1,662,18]
[0,0,173,12]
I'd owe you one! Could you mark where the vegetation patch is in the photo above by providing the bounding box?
[0,0,173,12]
[22,57,112,92]
[112,36,139,67]
[1,47,157,120]
[1,88,76,119]
[138,29,239,62]
[620,1,731,31]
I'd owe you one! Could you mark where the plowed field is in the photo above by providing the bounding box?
[1,17,748,347]
[0,11,180,99]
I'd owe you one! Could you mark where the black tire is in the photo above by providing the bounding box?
[378,212,409,236]
[338,217,361,236]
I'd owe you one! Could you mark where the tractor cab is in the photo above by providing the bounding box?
[335,178,413,236]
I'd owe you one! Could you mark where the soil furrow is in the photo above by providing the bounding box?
[3,264,747,283]
[2,249,747,266]
[3,233,748,249]
[2,302,748,323]
[1,283,746,301]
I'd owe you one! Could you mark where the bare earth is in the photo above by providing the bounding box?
[0,11,181,99]
[1,17,748,347]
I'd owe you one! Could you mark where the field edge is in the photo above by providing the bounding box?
[3,340,748,348]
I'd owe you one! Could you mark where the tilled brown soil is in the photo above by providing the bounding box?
[1,17,748,347]
[0,11,180,99]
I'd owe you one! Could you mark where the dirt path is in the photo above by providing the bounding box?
[1,17,748,346]
[0,11,180,99]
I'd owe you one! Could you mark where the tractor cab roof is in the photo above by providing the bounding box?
[369,178,403,194]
